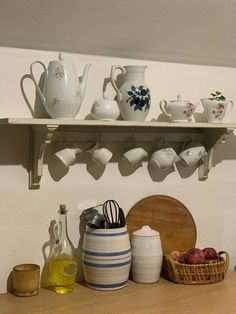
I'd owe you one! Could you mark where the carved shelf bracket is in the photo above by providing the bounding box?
[198,127,234,180]
[29,124,58,189]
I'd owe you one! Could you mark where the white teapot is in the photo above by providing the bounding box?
[159,94,197,122]
[29,53,91,118]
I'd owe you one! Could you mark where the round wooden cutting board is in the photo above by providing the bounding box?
[126,195,197,255]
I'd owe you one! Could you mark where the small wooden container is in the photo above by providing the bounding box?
[13,264,40,297]
[162,251,229,285]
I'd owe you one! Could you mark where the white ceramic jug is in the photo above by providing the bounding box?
[159,95,197,122]
[131,225,163,283]
[110,65,151,121]
[29,53,91,118]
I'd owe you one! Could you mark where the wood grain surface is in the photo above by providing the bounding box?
[0,273,235,314]
[126,195,197,255]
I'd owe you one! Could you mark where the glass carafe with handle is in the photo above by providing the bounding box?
[49,204,78,294]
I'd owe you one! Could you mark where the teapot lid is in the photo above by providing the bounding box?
[133,225,159,237]
[170,94,190,102]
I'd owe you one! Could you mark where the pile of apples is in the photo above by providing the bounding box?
[170,247,219,265]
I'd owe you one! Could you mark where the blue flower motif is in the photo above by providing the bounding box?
[126,85,150,112]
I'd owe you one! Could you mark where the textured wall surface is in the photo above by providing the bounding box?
[0,47,236,293]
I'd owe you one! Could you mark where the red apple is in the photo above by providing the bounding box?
[179,253,187,264]
[170,250,181,262]
[202,247,218,260]
[185,248,205,264]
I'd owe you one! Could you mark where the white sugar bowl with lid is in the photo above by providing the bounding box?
[91,91,120,121]
[159,94,197,122]
[131,225,163,284]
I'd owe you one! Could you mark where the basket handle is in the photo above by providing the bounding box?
[165,255,179,281]
[218,251,230,272]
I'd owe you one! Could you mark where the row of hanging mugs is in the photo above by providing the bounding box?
[26,53,233,122]
[54,136,207,170]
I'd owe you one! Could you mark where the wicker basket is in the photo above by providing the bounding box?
[162,251,229,285]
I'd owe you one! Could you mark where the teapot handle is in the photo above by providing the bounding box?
[30,61,47,106]
[110,65,126,102]
[159,100,171,117]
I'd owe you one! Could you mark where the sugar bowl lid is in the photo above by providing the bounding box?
[133,225,159,237]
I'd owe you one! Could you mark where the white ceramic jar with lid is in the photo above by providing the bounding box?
[131,225,163,283]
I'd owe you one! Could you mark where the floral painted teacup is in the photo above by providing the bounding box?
[201,99,233,123]
[149,147,178,170]
[178,139,207,167]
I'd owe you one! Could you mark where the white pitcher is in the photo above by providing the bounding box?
[29,53,91,118]
[110,65,151,121]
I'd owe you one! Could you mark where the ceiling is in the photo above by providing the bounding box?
[0,0,236,67]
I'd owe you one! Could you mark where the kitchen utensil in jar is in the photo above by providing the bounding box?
[80,204,105,228]
[118,207,126,228]
[102,200,120,228]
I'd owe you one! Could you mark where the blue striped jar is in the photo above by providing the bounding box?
[82,226,131,290]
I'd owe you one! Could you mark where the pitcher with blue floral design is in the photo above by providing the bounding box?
[110,65,151,121]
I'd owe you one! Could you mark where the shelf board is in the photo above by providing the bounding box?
[1,118,236,130]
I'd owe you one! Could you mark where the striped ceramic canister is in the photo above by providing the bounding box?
[82,226,131,290]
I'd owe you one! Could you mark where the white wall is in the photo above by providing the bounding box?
[0,47,236,293]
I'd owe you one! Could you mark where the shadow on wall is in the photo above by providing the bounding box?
[41,220,57,289]
[0,127,236,184]
[20,72,49,118]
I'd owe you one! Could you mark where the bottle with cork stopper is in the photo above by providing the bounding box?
[49,204,78,294]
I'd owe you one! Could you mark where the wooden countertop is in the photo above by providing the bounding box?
[1,272,236,314]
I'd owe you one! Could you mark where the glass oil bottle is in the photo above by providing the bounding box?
[49,204,78,294]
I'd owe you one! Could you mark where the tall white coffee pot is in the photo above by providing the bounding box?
[29,53,91,118]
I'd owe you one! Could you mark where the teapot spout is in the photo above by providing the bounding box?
[80,63,92,100]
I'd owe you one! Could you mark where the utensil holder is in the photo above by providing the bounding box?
[82,225,131,290]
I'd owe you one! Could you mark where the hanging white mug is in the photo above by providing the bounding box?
[87,142,113,166]
[122,147,148,166]
[149,147,178,170]
[178,139,207,167]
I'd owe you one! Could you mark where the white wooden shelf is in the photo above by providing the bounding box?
[1,118,236,189]
[1,118,236,129]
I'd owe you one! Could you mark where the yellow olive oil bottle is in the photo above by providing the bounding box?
[49,204,78,294]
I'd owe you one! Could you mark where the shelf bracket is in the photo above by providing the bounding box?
[198,127,234,180]
[29,124,58,189]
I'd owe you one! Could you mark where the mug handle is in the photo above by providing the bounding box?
[159,100,171,117]
[180,136,194,151]
[110,65,126,102]
[226,100,234,117]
